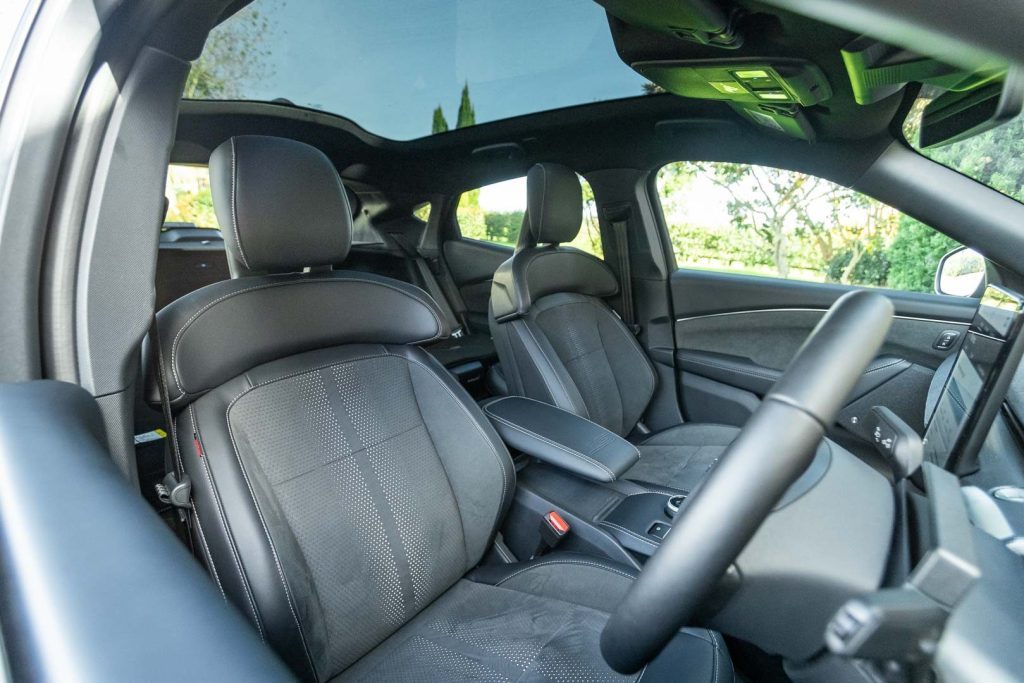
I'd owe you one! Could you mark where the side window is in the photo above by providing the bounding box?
[656,161,961,292]
[164,164,219,229]
[413,202,431,222]
[456,176,603,257]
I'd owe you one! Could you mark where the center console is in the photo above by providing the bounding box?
[484,394,900,664]
[482,396,682,566]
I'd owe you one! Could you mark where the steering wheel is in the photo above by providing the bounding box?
[600,290,894,673]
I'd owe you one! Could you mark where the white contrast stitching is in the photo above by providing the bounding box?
[399,354,511,509]
[515,318,589,418]
[225,396,318,678]
[224,350,511,592]
[229,137,250,270]
[537,164,547,241]
[187,403,264,639]
[167,277,445,399]
[192,504,227,602]
[485,394,640,457]
[487,412,620,481]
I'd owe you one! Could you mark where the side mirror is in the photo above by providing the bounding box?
[935,247,986,297]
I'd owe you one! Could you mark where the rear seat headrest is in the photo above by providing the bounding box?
[209,135,352,277]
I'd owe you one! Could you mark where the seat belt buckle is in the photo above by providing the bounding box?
[532,510,570,559]
[451,327,466,339]
[156,472,193,510]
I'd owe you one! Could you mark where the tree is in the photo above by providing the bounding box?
[700,162,830,278]
[431,106,450,134]
[183,5,276,99]
[887,215,959,292]
[456,83,476,128]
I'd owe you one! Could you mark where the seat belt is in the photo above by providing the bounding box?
[429,253,471,332]
[149,315,193,518]
[389,233,465,338]
[605,204,638,334]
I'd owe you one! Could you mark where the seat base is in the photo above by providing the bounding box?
[337,554,733,682]
[626,424,741,493]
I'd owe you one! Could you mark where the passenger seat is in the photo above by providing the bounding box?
[489,163,742,493]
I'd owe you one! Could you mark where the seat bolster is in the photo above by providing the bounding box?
[491,308,589,415]
[180,374,321,681]
[388,344,518,550]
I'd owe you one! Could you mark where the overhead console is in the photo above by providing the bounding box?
[633,59,830,107]
[634,58,830,141]
[594,0,834,142]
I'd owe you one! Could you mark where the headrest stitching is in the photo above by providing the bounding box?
[229,137,251,270]
[167,276,445,398]
[538,164,548,243]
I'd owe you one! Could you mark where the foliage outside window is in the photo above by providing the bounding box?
[657,162,959,293]
[456,176,603,257]
[165,164,219,229]
[413,203,431,222]
[904,87,1024,204]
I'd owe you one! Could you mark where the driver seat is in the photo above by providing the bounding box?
[148,136,733,681]
[490,163,741,493]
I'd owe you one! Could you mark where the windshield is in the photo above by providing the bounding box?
[904,85,1024,203]
[188,0,649,141]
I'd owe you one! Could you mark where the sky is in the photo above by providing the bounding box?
[210,0,650,140]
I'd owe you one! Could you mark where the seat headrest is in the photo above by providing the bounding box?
[209,135,352,276]
[526,163,582,245]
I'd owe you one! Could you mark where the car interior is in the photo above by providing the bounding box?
[3,0,1024,681]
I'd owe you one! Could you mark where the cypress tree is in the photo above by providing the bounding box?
[456,83,476,128]
[431,106,450,134]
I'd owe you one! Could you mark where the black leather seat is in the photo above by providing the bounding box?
[490,163,742,494]
[148,136,733,681]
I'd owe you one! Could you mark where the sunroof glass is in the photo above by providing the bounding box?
[187,0,650,140]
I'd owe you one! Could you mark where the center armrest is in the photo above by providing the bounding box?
[482,396,639,483]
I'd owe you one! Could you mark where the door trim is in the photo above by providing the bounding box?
[676,307,973,326]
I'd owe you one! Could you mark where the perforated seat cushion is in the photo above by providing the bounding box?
[337,561,732,682]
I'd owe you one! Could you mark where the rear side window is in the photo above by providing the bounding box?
[165,164,219,229]
[163,163,383,245]
[656,161,961,293]
[456,175,603,257]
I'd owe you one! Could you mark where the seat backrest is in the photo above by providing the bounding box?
[489,163,657,436]
[148,136,514,681]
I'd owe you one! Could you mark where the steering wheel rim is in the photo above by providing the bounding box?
[600,290,895,674]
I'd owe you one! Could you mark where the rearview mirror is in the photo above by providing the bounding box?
[936,247,986,297]
[919,69,1023,148]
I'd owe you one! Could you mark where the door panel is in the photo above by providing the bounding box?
[443,238,512,331]
[668,269,979,444]
[0,381,290,681]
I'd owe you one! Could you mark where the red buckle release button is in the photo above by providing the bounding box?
[544,511,570,535]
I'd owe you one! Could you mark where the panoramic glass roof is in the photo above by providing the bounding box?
[189,0,650,140]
